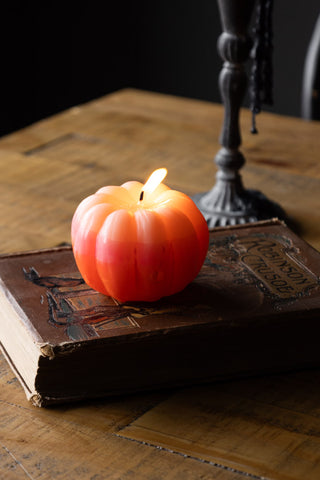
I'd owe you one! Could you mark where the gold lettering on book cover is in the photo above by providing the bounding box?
[236,235,318,299]
[205,233,319,302]
[231,234,319,299]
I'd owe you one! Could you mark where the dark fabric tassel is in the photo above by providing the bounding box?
[250,0,274,134]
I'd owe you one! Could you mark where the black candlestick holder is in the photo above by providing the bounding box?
[193,0,285,227]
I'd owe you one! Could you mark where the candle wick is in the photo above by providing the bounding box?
[139,191,144,202]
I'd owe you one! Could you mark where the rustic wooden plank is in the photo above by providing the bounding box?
[0,89,319,479]
[0,392,245,480]
[243,165,320,250]
[0,150,133,252]
[121,370,320,480]
[0,353,244,480]
[0,142,319,254]
[0,89,221,154]
[0,89,319,179]
[101,89,320,179]
[0,447,31,479]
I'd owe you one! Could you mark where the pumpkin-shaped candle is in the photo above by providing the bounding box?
[71,168,209,302]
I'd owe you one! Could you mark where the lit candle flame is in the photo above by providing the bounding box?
[140,168,167,201]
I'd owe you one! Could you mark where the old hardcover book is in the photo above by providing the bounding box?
[0,219,319,407]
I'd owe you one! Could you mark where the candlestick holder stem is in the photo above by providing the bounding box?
[194,0,285,227]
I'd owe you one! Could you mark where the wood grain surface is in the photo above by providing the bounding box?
[0,89,320,479]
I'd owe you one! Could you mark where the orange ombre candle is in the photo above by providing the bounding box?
[71,168,209,302]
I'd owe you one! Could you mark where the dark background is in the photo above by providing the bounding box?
[0,1,319,137]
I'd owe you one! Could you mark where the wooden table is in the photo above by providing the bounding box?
[0,89,320,480]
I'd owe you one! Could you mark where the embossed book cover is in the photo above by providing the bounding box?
[0,219,319,406]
